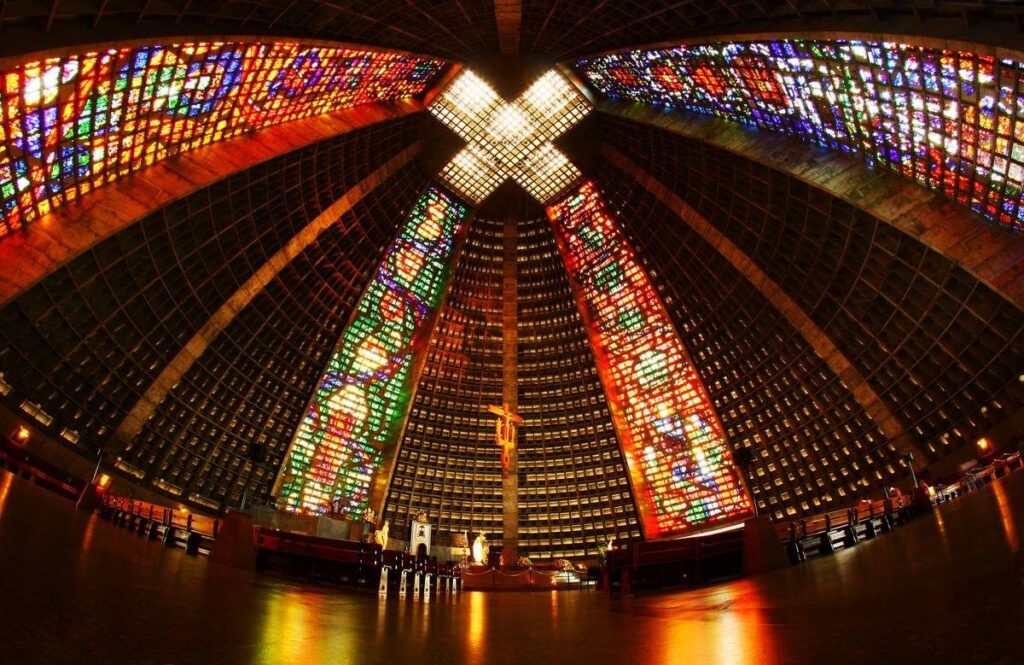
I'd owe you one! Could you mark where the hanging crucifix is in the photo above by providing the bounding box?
[486,402,523,477]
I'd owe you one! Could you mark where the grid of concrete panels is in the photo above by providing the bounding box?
[592,159,906,521]
[383,214,641,560]
[123,163,433,511]
[0,1,500,62]
[517,1,1024,60]
[383,216,507,544]
[597,115,1023,469]
[3,1,1023,64]
[515,216,641,558]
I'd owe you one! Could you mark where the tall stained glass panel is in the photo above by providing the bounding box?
[547,181,752,537]
[0,40,445,238]
[577,39,1024,230]
[275,184,469,518]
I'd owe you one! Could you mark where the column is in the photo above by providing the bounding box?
[501,216,519,564]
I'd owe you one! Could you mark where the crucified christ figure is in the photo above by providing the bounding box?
[486,402,523,476]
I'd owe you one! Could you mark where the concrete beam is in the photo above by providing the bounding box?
[500,215,519,563]
[597,103,1024,312]
[495,0,521,55]
[604,145,930,465]
[0,100,424,307]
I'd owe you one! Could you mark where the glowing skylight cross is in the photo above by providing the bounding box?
[428,69,591,204]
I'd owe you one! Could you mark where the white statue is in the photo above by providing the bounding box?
[374,520,390,548]
[472,532,487,564]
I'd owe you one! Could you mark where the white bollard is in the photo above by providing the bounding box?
[378,566,389,597]
[399,569,407,597]
[413,571,422,598]
[423,573,432,599]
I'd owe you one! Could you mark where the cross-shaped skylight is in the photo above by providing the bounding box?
[428,69,591,204]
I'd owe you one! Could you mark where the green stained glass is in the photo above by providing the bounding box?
[275,184,468,518]
[617,305,644,332]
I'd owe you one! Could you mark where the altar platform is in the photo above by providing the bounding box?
[461,564,590,590]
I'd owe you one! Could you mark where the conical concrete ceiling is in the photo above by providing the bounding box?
[0,4,1021,561]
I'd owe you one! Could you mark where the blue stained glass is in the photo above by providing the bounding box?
[59,144,92,179]
[577,38,1024,230]
[174,49,245,117]
[409,62,434,80]
[132,49,152,71]
[21,108,57,158]
[0,39,444,236]
[268,49,325,99]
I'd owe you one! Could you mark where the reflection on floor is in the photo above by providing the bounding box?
[0,468,1021,664]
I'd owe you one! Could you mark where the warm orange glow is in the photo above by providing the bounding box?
[645,579,779,664]
[97,473,111,489]
[257,583,337,662]
[548,181,752,536]
[179,506,189,515]
[977,437,991,453]
[991,479,1019,552]
[466,590,487,665]
[934,508,948,544]
[0,472,14,522]
[12,425,30,445]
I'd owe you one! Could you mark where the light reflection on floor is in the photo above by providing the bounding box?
[0,468,1022,664]
[991,477,1019,552]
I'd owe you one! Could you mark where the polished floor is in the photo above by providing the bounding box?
[0,469,1021,664]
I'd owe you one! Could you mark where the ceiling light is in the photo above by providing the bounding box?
[489,105,534,145]
[514,143,581,202]
[429,68,591,204]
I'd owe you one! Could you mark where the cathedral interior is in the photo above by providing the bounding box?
[0,1,1022,663]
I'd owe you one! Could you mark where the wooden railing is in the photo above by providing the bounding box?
[933,454,1021,502]
[254,527,381,568]
[0,435,85,500]
[461,564,590,590]
[603,494,918,593]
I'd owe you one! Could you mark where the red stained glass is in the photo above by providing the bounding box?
[548,181,752,537]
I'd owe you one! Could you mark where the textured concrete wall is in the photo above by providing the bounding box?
[495,0,522,55]
[111,143,423,456]
[603,145,927,469]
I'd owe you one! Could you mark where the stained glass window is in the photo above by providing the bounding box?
[577,39,1024,231]
[0,40,445,238]
[275,184,469,518]
[547,181,752,537]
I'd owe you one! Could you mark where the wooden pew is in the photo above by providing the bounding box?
[606,527,746,592]
[776,496,910,562]
[100,494,219,555]
[253,527,382,586]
